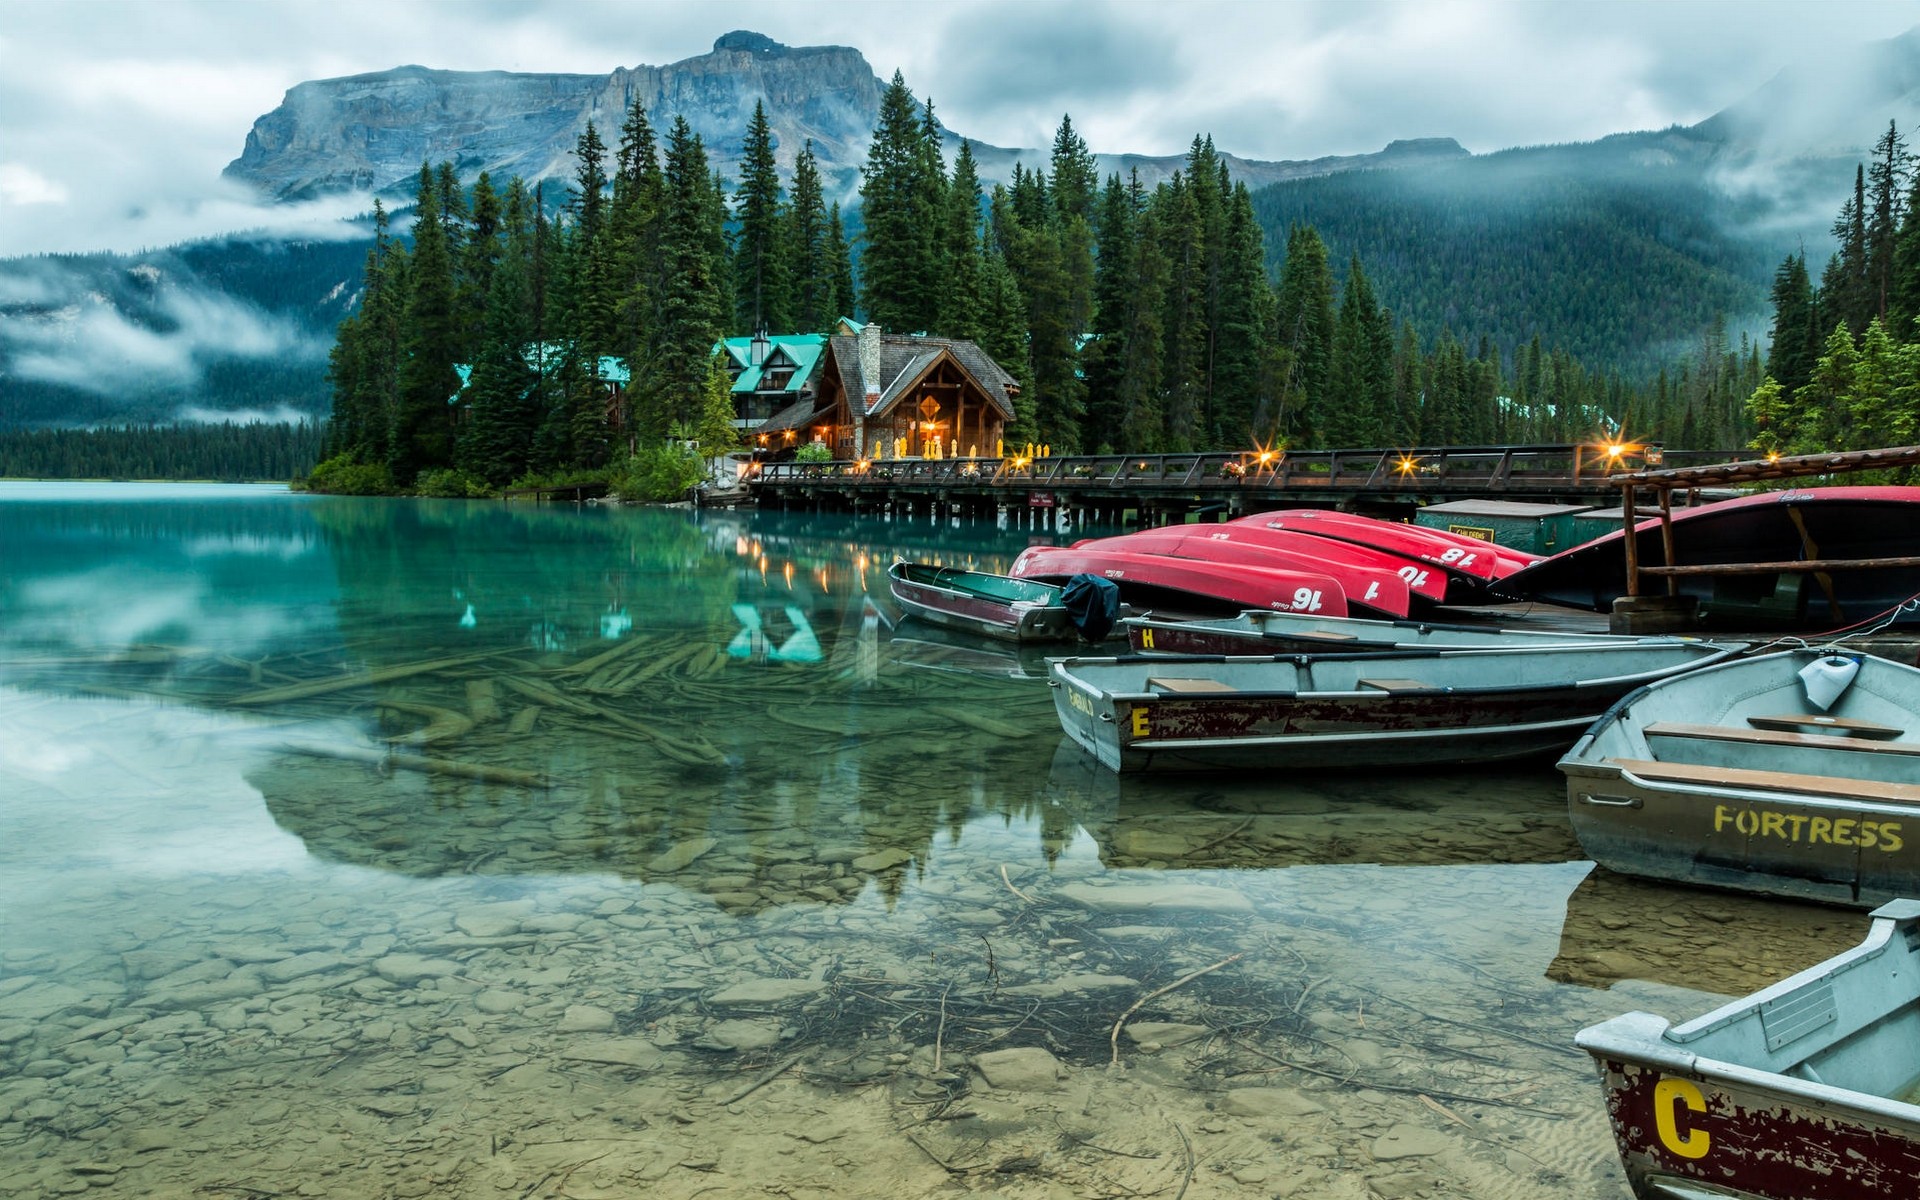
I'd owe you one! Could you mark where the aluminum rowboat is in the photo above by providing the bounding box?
[1048,639,1744,774]
[1561,648,1920,906]
[1576,899,1920,1200]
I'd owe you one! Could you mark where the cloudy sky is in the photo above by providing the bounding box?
[2,0,1916,258]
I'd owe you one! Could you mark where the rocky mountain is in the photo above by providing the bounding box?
[224,30,1469,204]
[7,26,1918,431]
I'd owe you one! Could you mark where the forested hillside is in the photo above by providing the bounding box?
[1250,137,1776,378]
[0,236,368,428]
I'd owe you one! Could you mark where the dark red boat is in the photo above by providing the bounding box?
[1493,485,1920,626]
[1009,544,1350,618]
[1577,899,1920,1200]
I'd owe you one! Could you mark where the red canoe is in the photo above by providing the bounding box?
[1230,509,1536,604]
[1010,544,1351,617]
[1130,523,1454,606]
[1086,526,1415,617]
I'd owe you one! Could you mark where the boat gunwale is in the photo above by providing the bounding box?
[1049,641,1747,706]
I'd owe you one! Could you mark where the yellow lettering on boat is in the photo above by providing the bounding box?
[1131,708,1151,739]
[1140,628,1155,650]
[1653,1077,1710,1160]
[1710,808,1905,854]
[1067,690,1095,717]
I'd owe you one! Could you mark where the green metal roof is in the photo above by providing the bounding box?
[713,334,825,394]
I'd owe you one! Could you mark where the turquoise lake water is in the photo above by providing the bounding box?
[0,483,1879,1199]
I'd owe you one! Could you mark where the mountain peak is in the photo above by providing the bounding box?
[713,31,788,55]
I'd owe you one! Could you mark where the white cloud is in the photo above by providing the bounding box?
[0,162,67,206]
[0,0,1916,257]
[0,273,328,396]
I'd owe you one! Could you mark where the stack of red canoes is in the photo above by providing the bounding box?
[1009,509,1542,619]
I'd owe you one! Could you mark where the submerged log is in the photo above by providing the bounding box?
[280,741,548,788]
[228,651,502,706]
[376,700,476,746]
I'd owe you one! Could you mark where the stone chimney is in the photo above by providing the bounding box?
[857,321,882,410]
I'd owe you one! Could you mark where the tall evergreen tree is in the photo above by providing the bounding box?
[824,203,857,323]
[936,140,987,341]
[859,71,941,332]
[1324,254,1387,446]
[785,140,832,333]
[1821,166,1872,334]
[390,164,461,484]
[1765,253,1820,399]
[732,101,791,334]
[1212,183,1276,444]
[1273,225,1335,446]
[1866,121,1911,323]
[645,117,728,441]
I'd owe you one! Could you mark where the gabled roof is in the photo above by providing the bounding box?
[713,334,826,395]
[825,330,1020,421]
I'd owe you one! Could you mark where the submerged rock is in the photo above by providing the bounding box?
[973,1046,1064,1091]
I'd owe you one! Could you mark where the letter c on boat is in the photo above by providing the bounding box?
[1652,1077,1710,1160]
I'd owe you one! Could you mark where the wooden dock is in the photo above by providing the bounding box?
[748,444,1743,524]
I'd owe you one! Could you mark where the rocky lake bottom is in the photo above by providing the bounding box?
[0,492,1883,1199]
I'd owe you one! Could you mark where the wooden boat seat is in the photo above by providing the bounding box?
[1746,713,1904,739]
[1357,678,1434,693]
[1645,722,1920,757]
[1606,758,1920,806]
[1147,677,1238,694]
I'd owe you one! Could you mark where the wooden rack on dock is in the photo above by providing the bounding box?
[1609,444,1920,598]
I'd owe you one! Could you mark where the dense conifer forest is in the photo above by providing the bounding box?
[11,79,1920,488]
[0,421,323,482]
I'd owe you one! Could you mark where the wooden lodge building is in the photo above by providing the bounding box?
[718,320,1019,461]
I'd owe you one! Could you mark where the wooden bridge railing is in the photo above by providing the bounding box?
[749,444,1738,499]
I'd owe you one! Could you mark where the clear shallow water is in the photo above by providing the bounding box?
[0,483,1881,1199]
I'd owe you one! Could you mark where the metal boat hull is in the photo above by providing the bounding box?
[1577,901,1920,1200]
[1561,649,1920,906]
[887,562,1078,643]
[1049,641,1742,774]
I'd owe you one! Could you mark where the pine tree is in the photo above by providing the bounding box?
[645,117,728,442]
[1083,174,1137,450]
[1325,254,1384,446]
[1821,166,1872,334]
[936,140,987,341]
[1212,183,1276,445]
[860,71,940,332]
[824,203,856,322]
[390,163,461,484]
[1765,253,1820,398]
[1866,121,1911,323]
[786,140,832,333]
[1273,225,1335,446]
[733,101,791,334]
[1049,114,1097,226]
